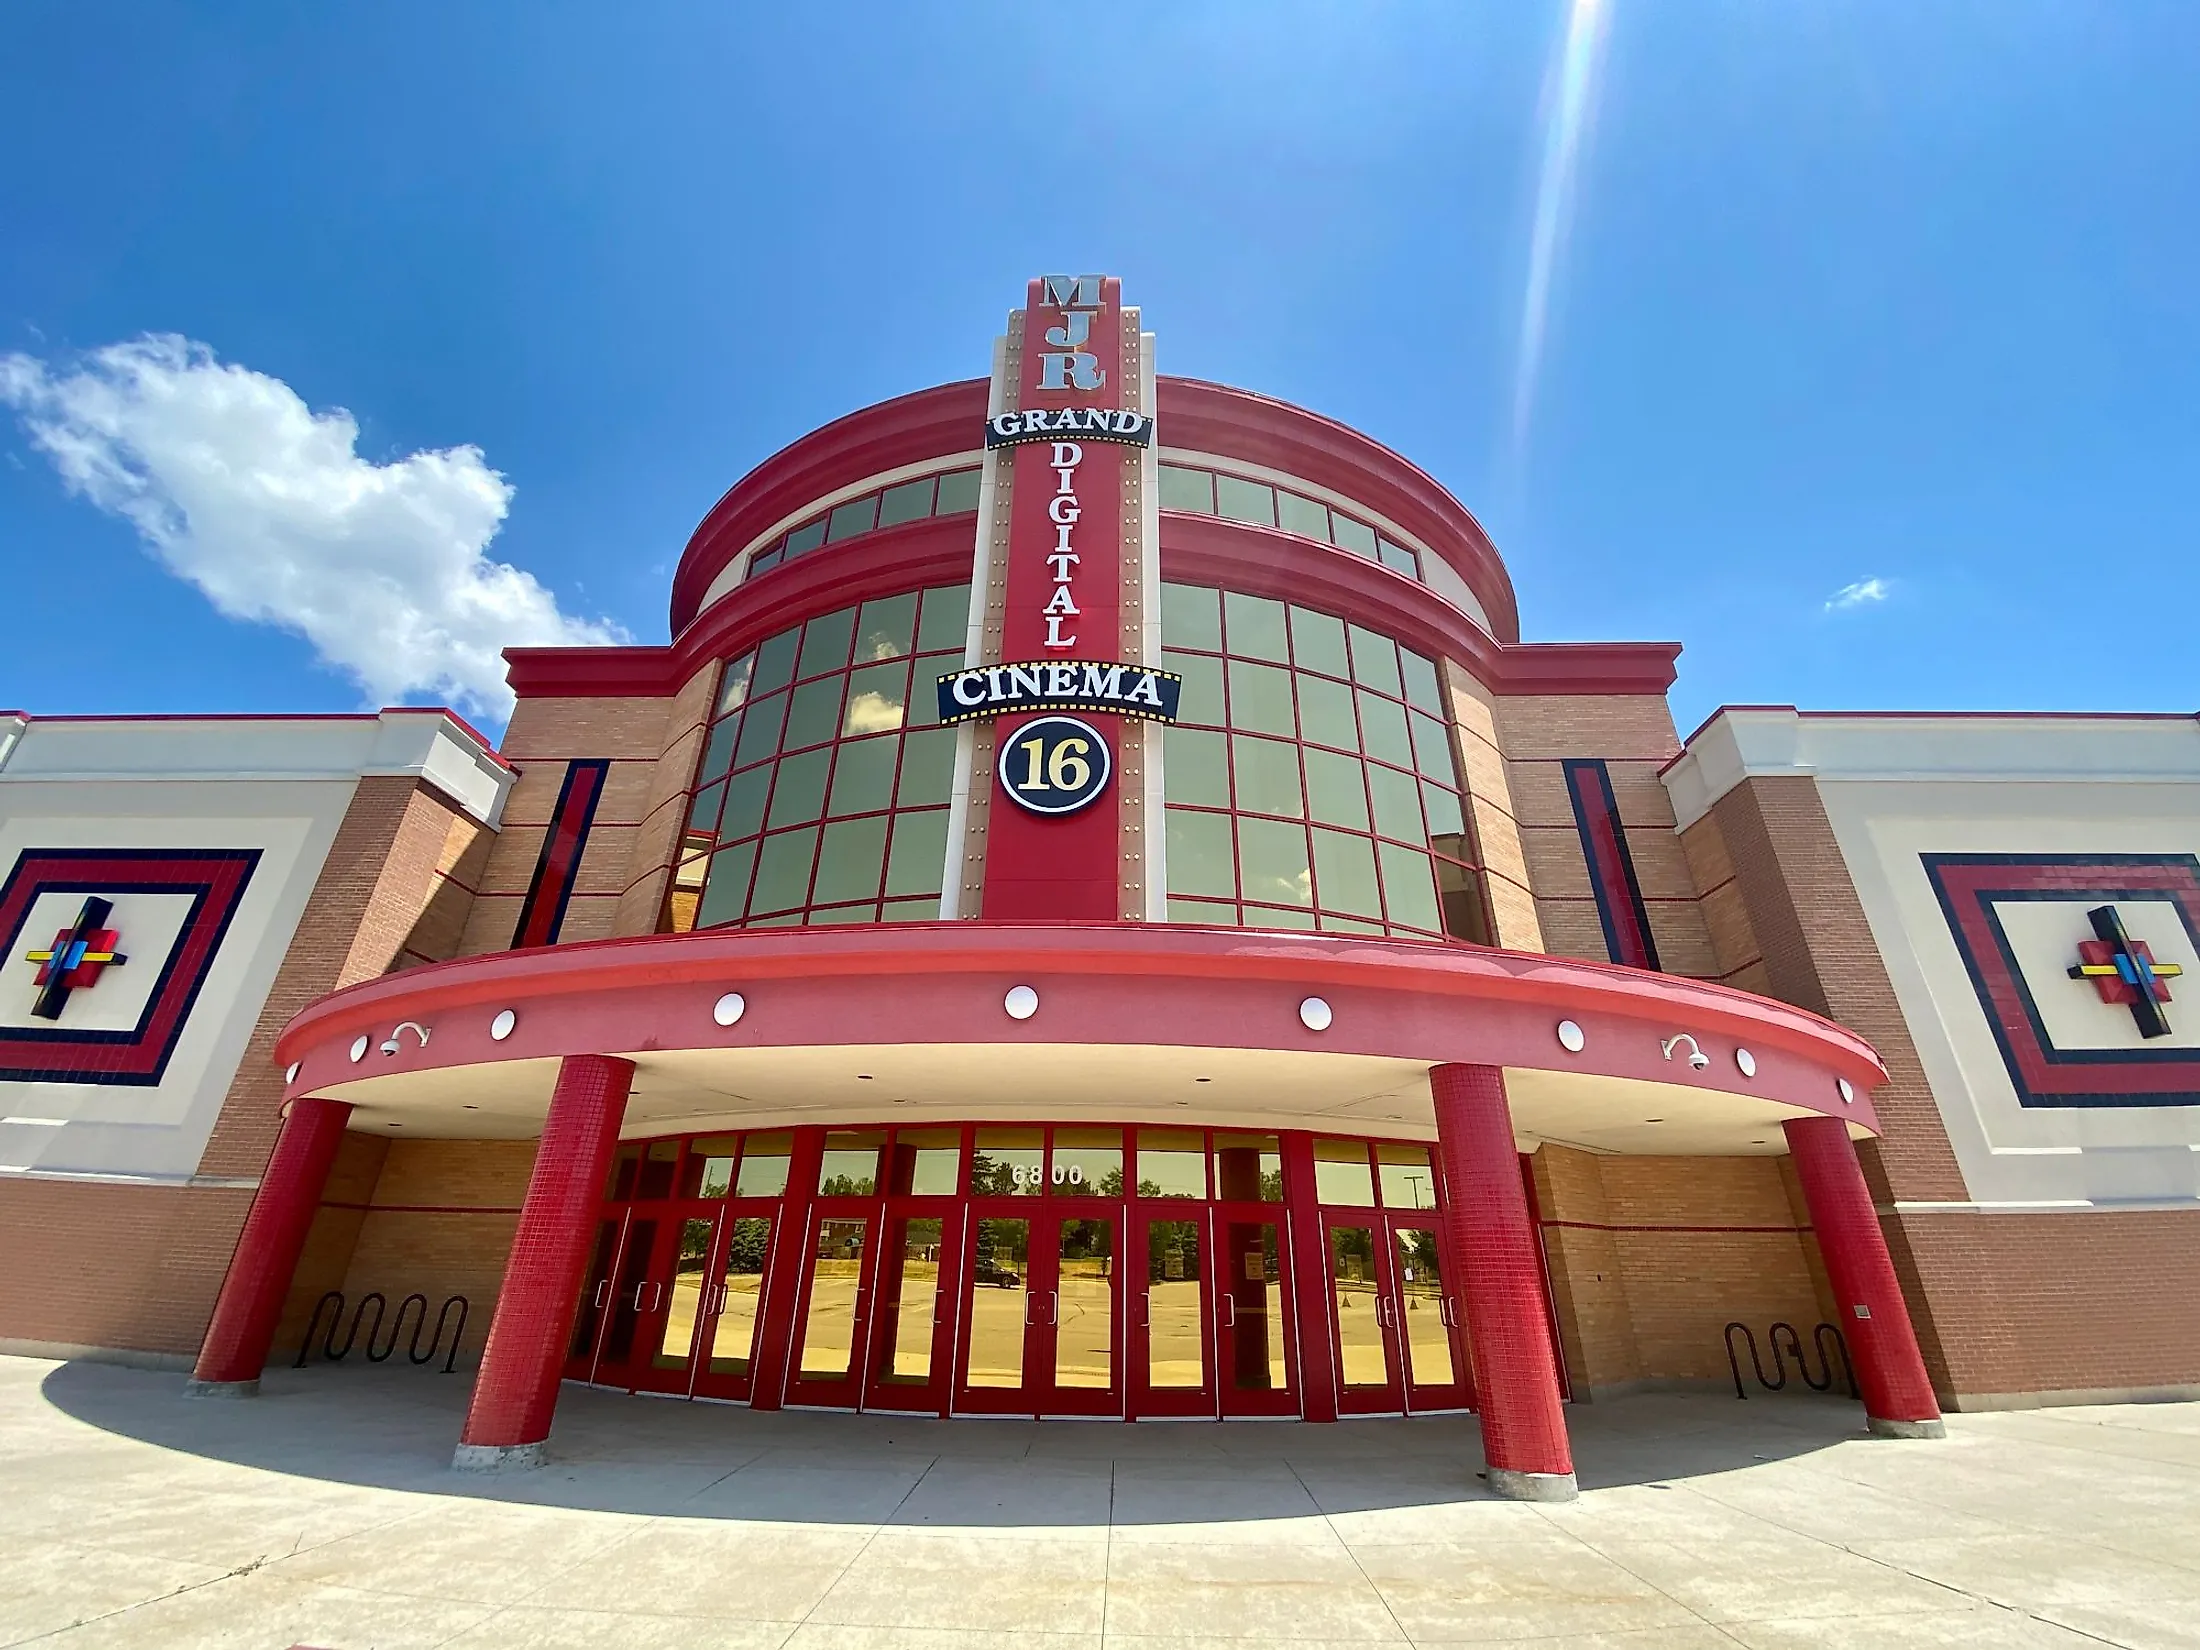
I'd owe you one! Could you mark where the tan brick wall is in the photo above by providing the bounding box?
[615,662,723,937]
[0,1180,254,1358]
[1531,1147,1831,1394]
[1889,1209,2200,1403]
[1441,663,1542,949]
[272,1138,539,1368]
[1492,697,1720,978]
[1702,777,1968,1206]
[458,693,677,957]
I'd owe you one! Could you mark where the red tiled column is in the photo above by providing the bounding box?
[453,1054,633,1470]
[1430,1063,1577,1500]
[1783,1115,1946,1438]
[188,1095,354,1395]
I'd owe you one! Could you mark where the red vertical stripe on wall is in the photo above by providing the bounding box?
[1562,758,1659,971]
[513,759,611,948]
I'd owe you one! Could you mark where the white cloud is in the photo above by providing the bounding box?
[1824,576,1891,613]
[0,335,624,718]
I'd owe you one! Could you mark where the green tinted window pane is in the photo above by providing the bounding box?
[1410,711,1455,781]
[1358,692,1415,770]
[1136,1131,1208,1199]
[1399,648,1443,716]
[1319,913,1387,935]
[695,841,756,928]
[1275,490,1330,541]
[1243,903,1319,931]
[812,815,889,905]
[1214,474,1276,527]
[1377,537,1418,577]
[784,675,845,751]
[1162,726,1229,808]
[1161,582,1222,651]
[798,608,857,679]
[1297,674,1358,750]
[1162,650,1224,725]
[883,896,941,921]
[934,469,981,514]
[749,828,820,914]
[1379,841,1442,933]
[1305,748,1370,831]
[1330,515,1378,558]
[1422,780,1466,839]
[1368,763,1425,844]
[1289,607,1350,679]
[751,628,799,697]
[733,691,788,766]
[827,734,897,817]
[876,478,934,528]
[1348,625,1403,696]
[717,654,756,715]
[895,727,956,807]
[843,660,909,735]
[687,780,725,835]
[916,583,972,654]
[1158,465,1213,513]
[745,912,803,928]
[1165,808,1236,899]
[1239,817,1313,908]
[696,717,740,786]
[1222,591,1289,663]
[907,667,945,727]
[766,747,831,829]
[884,808,949,897]
[1226,659,1295,737]
[783,520,826,557]
[1313,829,1381,918]
[806,902,877,925]
[827,495,879,542]
[747,546,783,578]
[1168,897,1238,924]
[1231,734,1303,819]
[855,593,918,661]
[720,764,772,842]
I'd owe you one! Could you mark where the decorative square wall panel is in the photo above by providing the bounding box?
[0,848,261,1085]
[1922,853,2200,1108]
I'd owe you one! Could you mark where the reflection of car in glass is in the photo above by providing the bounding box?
[973,1261,1022,1289]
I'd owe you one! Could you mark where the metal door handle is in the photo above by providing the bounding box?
[1440,1296,1457,1328]
[1221,1297,1237,1328]
[592,1280,610,1310]
[645,1282,663,1313]
[1049,1291,1059,1326]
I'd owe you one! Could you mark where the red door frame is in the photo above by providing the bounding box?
[861,1199,964,1414]
[687,1199,786,1403]
[1127,1202,1216,1418]
[781,1196,885,1410]
[1212,1201,1301,1419]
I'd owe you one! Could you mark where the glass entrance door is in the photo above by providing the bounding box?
[1327,1220,1403,1414]
[628,1205,718,1394]
[565,1213,630,1384]
[954,1208,1121,1416]
[1214,1208,1297,1417]
[862,1210,960,1413]
[784,1202,880,1409]
[1389,1220,1471,1411]
[1131,1213,1212,1417]
[687,1208,779,1402]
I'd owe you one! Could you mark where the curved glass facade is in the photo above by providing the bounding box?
[671,584,970,931]
[1159,583,1489,942]
[744,467,981,584]
[1158,463,1422,580]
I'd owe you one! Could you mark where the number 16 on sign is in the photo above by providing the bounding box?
[996,714,1113,817]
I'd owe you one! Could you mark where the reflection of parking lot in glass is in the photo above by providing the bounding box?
[707,1217,772,1375]
[653,1218,713,1369]
[966,1218,1029,1387]
[1394,1227,1454,1388]
[798,1218,867,1379]
[1146,1219,1204,1388]
[876,1216,943,1383]
[1331,1226,1388,1388]
[1055,1219,1114,1389]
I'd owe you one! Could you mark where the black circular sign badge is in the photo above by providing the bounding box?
[996,714,1113,817]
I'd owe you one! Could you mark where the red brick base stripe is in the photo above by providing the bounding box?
[192,1097,354,1384]
[1432,1063,1574,1480]
[1783,1115,1942,1425]
[458,1054,633,1451]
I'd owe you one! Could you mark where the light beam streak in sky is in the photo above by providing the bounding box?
[1509,0,1611,464]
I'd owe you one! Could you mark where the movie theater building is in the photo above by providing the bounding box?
[4,276,2195,1497]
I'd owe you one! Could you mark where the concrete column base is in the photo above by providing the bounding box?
[452,1440,547,1473]
[1868,1415,1948,1440]
[182,1378,259,1399]
[1486,1468,1580,1502]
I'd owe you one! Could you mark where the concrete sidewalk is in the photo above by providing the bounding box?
[3,1354,2197,1648]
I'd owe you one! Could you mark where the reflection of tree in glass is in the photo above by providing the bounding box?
[1398,1229,1441,1272]
[820,1175,872,1197]
[1097,1167,1125,1198]
[1137,1178,1164,1198]
[679,1223,712,1264]
[725,1217,770,1272]
[1259,1169,1286,1202]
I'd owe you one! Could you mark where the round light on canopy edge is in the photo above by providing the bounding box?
[1004,985,1039,1021]
[1556,1020,1585,1053]
[1299,996,1333,1032]
[490,1009,517,1042]
[713,992,746,1027]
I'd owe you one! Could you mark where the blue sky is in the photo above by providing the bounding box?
[2,2,2193,734]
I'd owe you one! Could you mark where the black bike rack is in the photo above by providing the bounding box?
[295,1290,469,1373]
[1724,1320,1855,1400]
